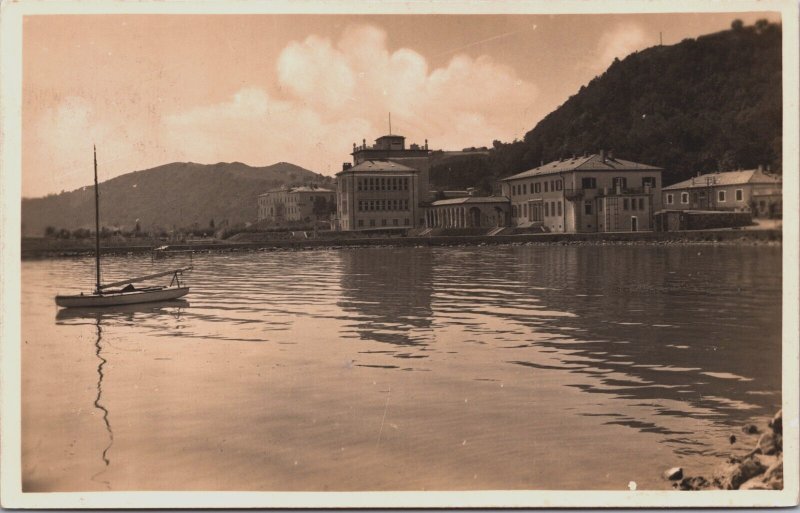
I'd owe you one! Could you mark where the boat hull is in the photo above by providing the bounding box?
[55,287,189,308]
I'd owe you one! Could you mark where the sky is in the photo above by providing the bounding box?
[22,10,781,198]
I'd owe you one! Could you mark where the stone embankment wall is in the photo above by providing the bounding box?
[22,229,781,259]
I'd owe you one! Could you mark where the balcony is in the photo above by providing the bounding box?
[596,186,653,197]
[564,189,584,201]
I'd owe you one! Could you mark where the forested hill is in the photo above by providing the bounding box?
[431,19,782,191]
[22,161,328,237]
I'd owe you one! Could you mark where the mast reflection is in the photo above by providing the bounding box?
[54,300,189,488]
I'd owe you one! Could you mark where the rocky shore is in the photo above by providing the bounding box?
[666,410,783,490]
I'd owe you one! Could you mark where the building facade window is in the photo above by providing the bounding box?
[523,184,528,195]
[557,201,562,216]
[623,198,629,210]
[666,193,674,205]
[681,192,689,204]
[613,177,627,190]
[544,181,549,193]
[581,177,597,189]
[358,219,364,227]
[735,189,743,201]
[544,203,549,217]
[642,177,657,188]
[718,190,726,202]
[532,204,542,222]
[556,180,562,191]
[534,183,541,193]
[584,201,593,215]
[638,198,644,210]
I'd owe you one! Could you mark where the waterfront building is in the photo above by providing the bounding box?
[426,195,510,229]
[335,160,421,231]
[257,186,335,224]
[661,168,782,218]
[499,152,663,233]
[336,134,431,231]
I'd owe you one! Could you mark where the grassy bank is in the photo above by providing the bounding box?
[21,228,781,259]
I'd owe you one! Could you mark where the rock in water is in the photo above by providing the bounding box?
[757,431,782,455]
[769,409,782,434]
[763,456,783,490]
[715,456,767,490]
[664,467,683,481]
[676,476,709,490]
[741,423,760,435]
[739,477,770,490]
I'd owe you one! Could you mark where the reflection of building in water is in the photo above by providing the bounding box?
[338,248,434,347]
[506,245,780,427]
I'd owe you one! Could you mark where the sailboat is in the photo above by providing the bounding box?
[55,147,192,308]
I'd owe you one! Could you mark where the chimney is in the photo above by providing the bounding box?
[600,149,606,162]
[342,162,352,171]
[425,139,429,150]
[608,149,614,161]
[758,164,764,173]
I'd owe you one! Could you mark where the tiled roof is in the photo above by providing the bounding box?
[663,170,782,191]
[431,196,510,206]
[502,154,662,181]
[337,160,417,174]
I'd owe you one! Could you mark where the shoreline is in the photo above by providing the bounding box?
[21,228,781,260]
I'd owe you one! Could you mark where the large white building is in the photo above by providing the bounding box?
[257,186,335,224]
[499,152,663,232]
[336,134,431,231]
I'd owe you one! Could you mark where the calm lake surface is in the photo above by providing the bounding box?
[21,244,781,491]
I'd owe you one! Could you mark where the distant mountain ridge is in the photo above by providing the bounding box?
[22,161,328,237]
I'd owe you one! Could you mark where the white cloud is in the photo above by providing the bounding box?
[26,97,138,195]
[160,24,539,175]
[586,22,650,73]
[27,23,541,194]
[163,87,371,173]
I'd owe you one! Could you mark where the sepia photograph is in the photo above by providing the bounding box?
[1,0,797,508]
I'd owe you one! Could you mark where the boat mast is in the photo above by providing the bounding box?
[94,145,101,294]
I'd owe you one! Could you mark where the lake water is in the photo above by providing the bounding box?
[21,244,782,491]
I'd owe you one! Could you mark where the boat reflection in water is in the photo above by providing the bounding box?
[54,300,190,489]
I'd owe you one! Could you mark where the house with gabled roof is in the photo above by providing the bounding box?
[662,168,782,218]
[499,151,663,233]
[257,185,335,223]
